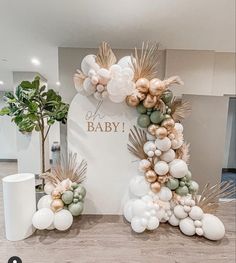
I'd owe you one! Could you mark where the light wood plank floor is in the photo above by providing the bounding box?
[0,162,235,263]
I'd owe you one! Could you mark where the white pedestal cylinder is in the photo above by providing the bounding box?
[2,173,36,241]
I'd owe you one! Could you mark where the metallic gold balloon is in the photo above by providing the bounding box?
[149,78,165,96]
[148,124,159,136]
[150,182,161,193]
[158,175,168,184]
[161,118,175,131]
[168,133,175,140]
[136,78,150,93]
[51,199,64,212]
[51,190,61,199]
[126,95,140,107]
[145,170,157,183]
[143,94,157,108]
[155,127,167,139]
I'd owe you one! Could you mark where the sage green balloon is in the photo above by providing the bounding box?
[166,178,179,190]
[189,180,199,193]
[164,114,171,119]
[71,182,78,189]
[136,103,147,114]
[176,186,189,196]
[161,90,173,103]
[68,202,84,216]
[73,198,79,203]
[185,171,192,180]
[150,110,164,124]
[137,114,151,128]
[75,185,86,198]
[61,190,74,205]
[179,181,185,187]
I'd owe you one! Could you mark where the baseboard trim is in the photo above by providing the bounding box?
[222,168,236,173]
[0,159,17,162]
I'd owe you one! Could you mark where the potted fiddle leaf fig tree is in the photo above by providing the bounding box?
[0,76,69,186]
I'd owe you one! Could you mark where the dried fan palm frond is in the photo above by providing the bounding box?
[171,98,191,122]
[155,98,166,113]
[73,70,87,89]
[42,152,87,185]
[127,126,147,160]
[194,181,236,213]
[131,42,159,81]
[96,41,117,69]
[176,142,190,164]
[162,76,184,87]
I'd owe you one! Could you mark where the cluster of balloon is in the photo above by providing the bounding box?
[32,180,86,231]
[73,42,226,241]
[73,43,135,103]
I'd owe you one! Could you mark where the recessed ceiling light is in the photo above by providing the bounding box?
[56,81,61,86]
[0,80,4,85]
[31,58,40,66]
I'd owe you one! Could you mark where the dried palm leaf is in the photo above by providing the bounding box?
[73,70,87,89]
[176,142,190,164]
[154,98,166,113]
[131,42,159,81]
[162,76,184,87]
[96,41,117,69]
[171,98,191,122]
[194,181,236,213]
[127,126,148,160]
[42,152,87,185]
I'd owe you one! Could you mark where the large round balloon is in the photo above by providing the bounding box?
[123,200,134,222]
[81,54,100,75]
[117,56,133,68]
[169,159,188,178]
[129,176,150,197]
[37,195,53,210]
[32,208,54,230]
[131,217,146,233]
[54,209,73,231]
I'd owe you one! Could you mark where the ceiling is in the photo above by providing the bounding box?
[0,0,235,91]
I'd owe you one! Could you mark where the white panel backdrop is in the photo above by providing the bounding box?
[68,93,139,214]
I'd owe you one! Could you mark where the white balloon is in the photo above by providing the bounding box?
[169,159,188,178]
[179,217,196,236]
[155,137,171,152]
[174,205,188,219]
[156,208,165,221]
[110,64,122,77]
[83,78,96,96]
[202,214,225,241]
[154,161,169,176]
[160,149,176,163]
[132,199,147,217]
[138,159,151,172]
[123,200,134,222]
[158,187,172,202]
[54,209,73,231]
[168,214,180,226]
[189,206,204,220]
[37,195,53,210]
[32,208,54,230]
[143,141,156,154]
[117,56,133,68]
[44,182,55,195]
[171,139,183,149]
[97,68,111,85]
[109,94,126,103]
[121,67,134,80]
[131,217,146,233]
[174,123,184,133]
[147,217,159,230]
[129,176,150,197]
[81,54,100,75]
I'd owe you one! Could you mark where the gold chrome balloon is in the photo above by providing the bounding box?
[51,190,61,199]
[126,95,140,107]
[150,182,161,193]
[148,124,159,136]
[51,199,64,212]
[161,118,175,131]
[136,78,149,93]
[145,170,157,183]
[155,127,168,139]
[143,94,157,108]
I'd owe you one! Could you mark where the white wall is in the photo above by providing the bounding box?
[0,94,17,159]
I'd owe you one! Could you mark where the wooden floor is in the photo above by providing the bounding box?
[0,162,235,263]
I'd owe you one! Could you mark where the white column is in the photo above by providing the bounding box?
[2,173,36,241]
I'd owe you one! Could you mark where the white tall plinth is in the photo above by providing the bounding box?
[2,173,36,241]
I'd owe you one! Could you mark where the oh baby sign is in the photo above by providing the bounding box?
[85,101,125,133]
[68,93,137,214]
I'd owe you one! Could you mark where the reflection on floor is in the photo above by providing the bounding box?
[221,171,236,198]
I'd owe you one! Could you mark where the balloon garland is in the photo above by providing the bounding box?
[74,42,234,240]
[32,153,87,231]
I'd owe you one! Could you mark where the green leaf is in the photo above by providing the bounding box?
[4,92,14,99]
[0,107,11,116]
[20,81,32,89]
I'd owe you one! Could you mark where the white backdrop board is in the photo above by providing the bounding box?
[68,94,139,214]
